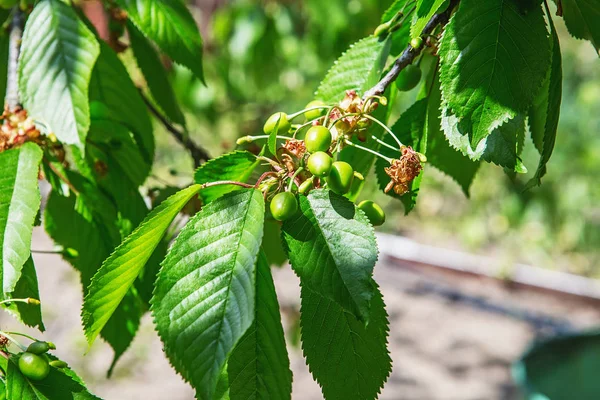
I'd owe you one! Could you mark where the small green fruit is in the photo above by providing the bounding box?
[49,360,68,369]
[304,126,332,153]
[410,37,423,50]
[263,112,291,135]
[327,161,354,195]
[26,341,51,355]
[307,152,332,177]
[270,192,298,221]
[298,178,314,195]
[396,65,422,92]
[357,200,386,226]
[304,100,326,121]
[18,352,50,381]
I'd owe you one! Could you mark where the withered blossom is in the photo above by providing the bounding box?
[384,146,423,195]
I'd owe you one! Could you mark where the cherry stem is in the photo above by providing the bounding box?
[4,331,37,342]
[370,135,400,152]
[287,167,304,191]
[292,121,315,138]
[344,139,393,164]
[238,134,294,143]
[254,171,279,188]
[327,113,358,130]
[0,331,26,351]
[288,106,330,120]
[200,181,254,189]
[31,249,62,255]
[0,298,34,306]
[362,114,404,148]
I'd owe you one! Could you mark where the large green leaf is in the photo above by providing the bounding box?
[19,0,99,147]
[282,189,378,321]
[0,143,43,294]
[116,0,204,81]
[82,184,202,347]
[559,0,600,53]
[411,0,447,40]
[227,251,292,400]
[300,282,391,400]
[526,4,562,188]
[2,257,44,331]
[89,42,154,162]
[315,35,391,103]
[152,189,265,400]
[6,355,99,400]
[194,150,260,204]
[438,0,550,147]
[45,191,143,374]
[127,21,186,127]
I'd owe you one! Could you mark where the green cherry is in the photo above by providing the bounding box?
[26,341,51,355]
[298,177,314,195]
[327,161,354,195]
[304,100,326,121]
[270,192,298,221]
[304,126,332,153]
[307,152,332,177]
[263,112,291,134]
[396,65,422,92]
[410,37,423,50]
[19,352,50,381]
[357,200,386,226]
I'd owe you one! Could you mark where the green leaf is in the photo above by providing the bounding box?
[0,32,8,100]
[411,0,447,40]
[19,0,99,147]
[127,21,186,127]
[152,189,265,400]
[2,257,44,331]
[0,142,43,294]
[89,41,154,162]
[86,120,151,187]
[282,189,377,321]
[116,0,204,81]
[559,0,600,53]
[6,355,100,400]
[300,282,391,400]
[194,151,260,204]
[45,191,143,374]
[82,184,202,347]
[424,70,479,195]
[442,106,527,172]
[438,0,550,147]
[227,251,292,400]
[527,4,562,188]
[315,35,390,103]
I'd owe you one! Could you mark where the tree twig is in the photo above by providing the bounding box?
[5,8,24,110]
[140,92,210,168]
[363,0,459,98]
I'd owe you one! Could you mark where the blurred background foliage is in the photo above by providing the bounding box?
[138,0,599,278]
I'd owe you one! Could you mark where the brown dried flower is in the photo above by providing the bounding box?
[384,146,423,195]
[283,139,306,159]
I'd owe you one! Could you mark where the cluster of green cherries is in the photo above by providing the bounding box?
[17,340,67,380]
[261,104,386,227]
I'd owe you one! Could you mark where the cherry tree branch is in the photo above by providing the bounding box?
[363,0,460,98]
[5,8,24,110]
[140,92,210,168]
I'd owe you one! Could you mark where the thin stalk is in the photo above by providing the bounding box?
[237,134,294,144]
[292,120,315,138]
[371,135,400,152]
[287,167,304,191]
[0,332,26,351]
[31,249,62,255]
[362,114,403,148]
[201,180,254,189]
[0,298,34,306]
[288,106,330,120]
[344,139,393,163]
[4,331,37,342]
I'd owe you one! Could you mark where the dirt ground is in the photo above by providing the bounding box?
[2,228,599,400]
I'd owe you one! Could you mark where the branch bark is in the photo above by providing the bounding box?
[5,8,24,110]
[140,92,210,168]
[363,0,459,98]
